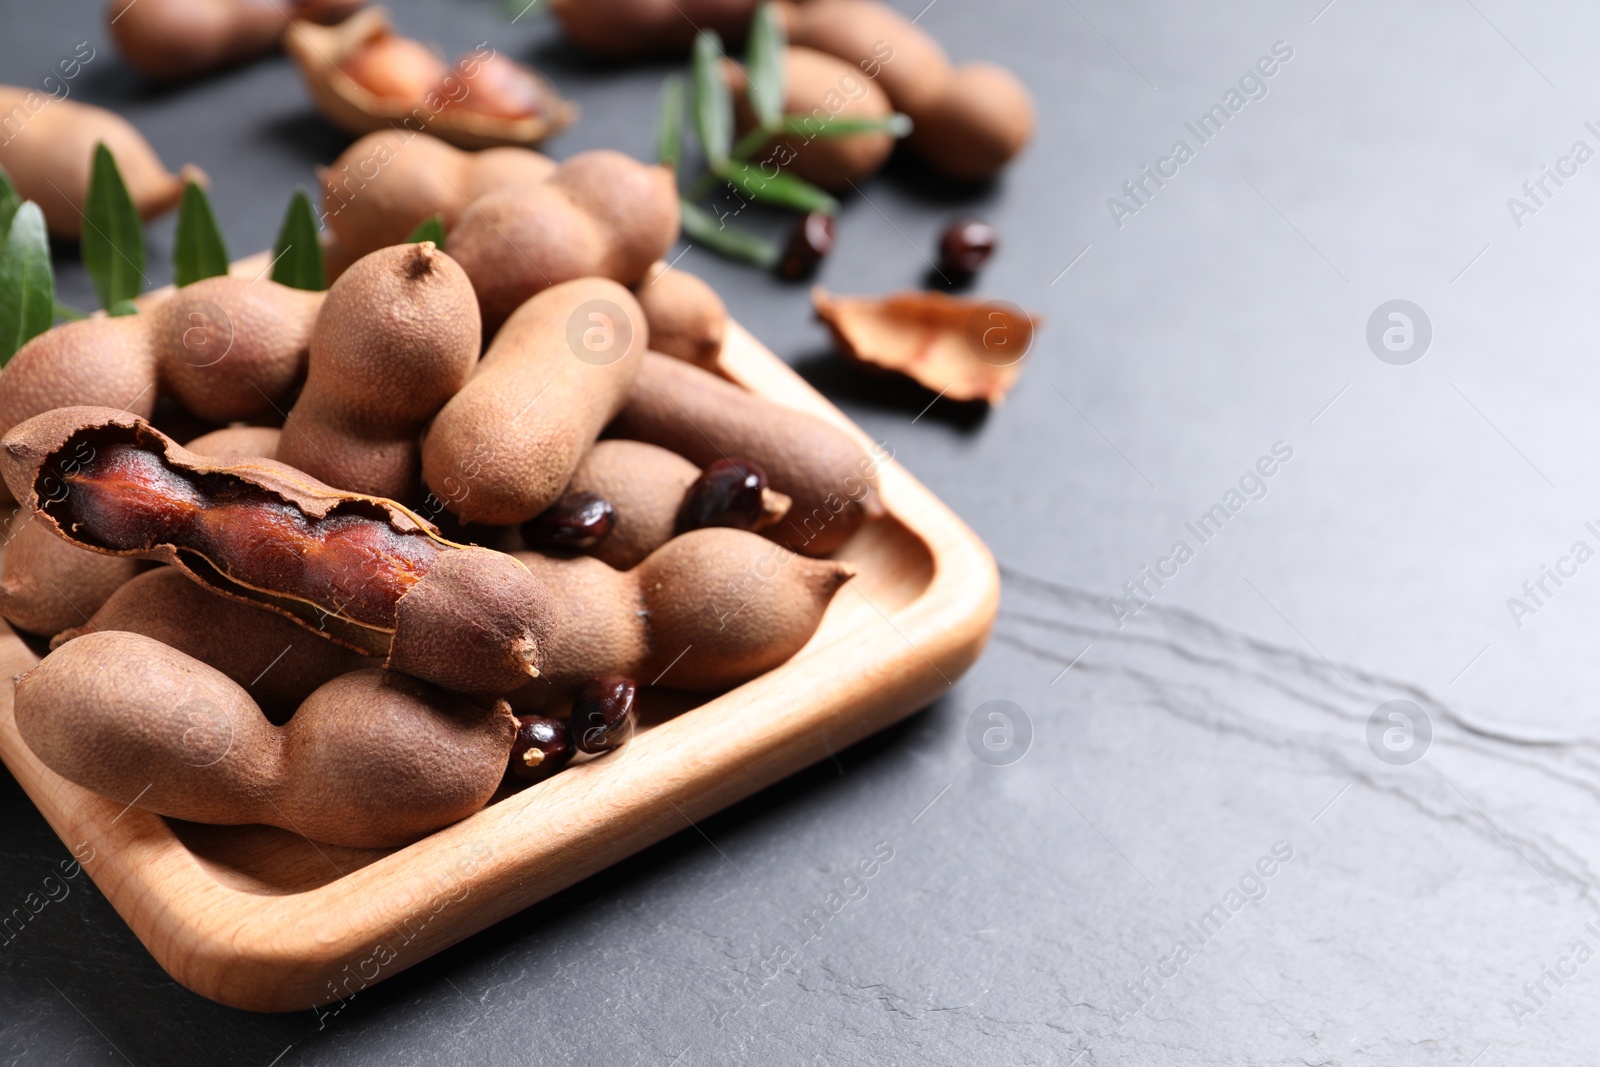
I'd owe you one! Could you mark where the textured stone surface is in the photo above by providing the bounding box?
[1,0,1596,1063]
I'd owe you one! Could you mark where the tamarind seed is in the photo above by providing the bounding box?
[521,491,616,552]
[778,211,836,280]
[338,34,448,102]
[677,459,778,533]
[570,675,637,754]
[508,714,573,783]
[936,218,998,284]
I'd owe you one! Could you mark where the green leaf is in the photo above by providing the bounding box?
[108,299,140,317]
[780,112,913,139]
[405,214,447,247]
[0,168,19,240]
[173,180,229,288]
[692,30,733,171]
[271,189,326,292]
[0,202,54,364]
[656,74,685,176]
[52,300,88,322]
[745,2,787,129]
[679,200,779,269]
[82,143,146,310]
[720,162,839,214]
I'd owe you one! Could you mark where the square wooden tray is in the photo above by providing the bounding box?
[0,321,999,1012]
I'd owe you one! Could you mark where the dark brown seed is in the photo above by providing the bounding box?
[571,675,637,754]
[937,218,998,283]
[508,714,573,783]
[778,211,836,280]
[521,491,616,551]
[677,459,769,532]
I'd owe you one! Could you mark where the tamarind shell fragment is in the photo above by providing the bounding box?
[0,407,552,697]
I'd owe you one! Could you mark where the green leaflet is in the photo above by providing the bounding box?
[692,30,733,172]
[745,2,787,129]
[0,202,55,364]
[173,180,230,288]
[272,189,326,292]
[406,214,447,247]
[679,199,779,269]
[82,143,146,309]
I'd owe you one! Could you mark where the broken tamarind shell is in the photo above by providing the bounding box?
[0,407,553,697]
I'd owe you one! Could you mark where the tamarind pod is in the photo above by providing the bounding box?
[277,243,480,502]
[904,63,1035,183]
[510,528,852,711]
[445,150,679,333]
[0,517,142,638]
[52,567,376,724]
[563,439,700,570]
[0,86,202,238]
[184,425,281,460]
[15,633,515,848]
[319,131,558,279]
[108,0,286,82]
[609,353,885,556]
[549,0,759,57]
[421,278,648,526]
[0,407,553,697]
[634,263,727,368]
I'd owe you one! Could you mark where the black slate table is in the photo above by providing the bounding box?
[2,1,1595,1063]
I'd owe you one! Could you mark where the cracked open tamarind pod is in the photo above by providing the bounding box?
[16,633,515,848]
[0,407,554,697]
[52,567,376,724]
[608,353,885,556]
[446,150,679,333]
[0,85,202,239]
[509,528,852,712]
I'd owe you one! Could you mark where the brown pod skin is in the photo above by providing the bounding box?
[0,518,141,638]
[422,279,647,526]
[277,243,480,501]
[320,131,558,279]
[635,262,726,367]
[510,528,852,711]
[779,0,1033,182]
[730,47,895,190]
[184,424,281,459]
[0,86,200,238]
[149,275,323,423]
[446,151,679,333]
[107,0,366,82]
[0,317,159,448]
[549,0,757,57]
[610,353,885,556]
[0,406,552,697]
[52,567,375,724]
[564,439,699,570]
[15,633,515,848]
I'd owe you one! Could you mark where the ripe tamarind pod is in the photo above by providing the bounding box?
[550,0,757,57]
[319,130,558,279]
[609,353,885,556]
[0,86,202,238]
[634,263,727,367]
[15,633,516,848]
[0,518,142,638]
[446,150,679,333]
[729,46,895,190]
[184,425,281,460]
[559,440,699,569]
[422,278,648,526]
[276,243,480,501]
[106,0,365,83]
[778,0,1034,182]
[510,528,852,711]
[0,407,553,697]
[51,567,375,723]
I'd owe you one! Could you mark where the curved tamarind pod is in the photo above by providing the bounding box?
[0,407,553,697]
[510,527,851,711]
[445,150,679,333]
[549,0,758,57]
[608,353,885,556]
[0,86,202,238]
[16,633,515,848]
[422,278,648,526]
[561,440,700,570]
[0,517,141,638]
[108,0,366,83]
[52,567,376,723]
[633,263,727,367]
[319,130,558,278]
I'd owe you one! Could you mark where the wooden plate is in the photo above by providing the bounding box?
[0,322,998,1012]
